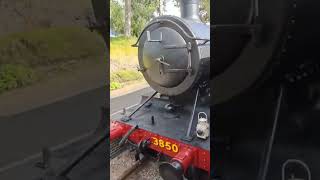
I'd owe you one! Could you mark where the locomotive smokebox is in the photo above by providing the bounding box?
[134,0,210,96]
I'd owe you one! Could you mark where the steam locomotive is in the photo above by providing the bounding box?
[110,0,210,179]
[213,0,320,179]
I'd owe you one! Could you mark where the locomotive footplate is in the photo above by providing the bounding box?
[110,96,210,179]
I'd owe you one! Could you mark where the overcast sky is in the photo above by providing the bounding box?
[164,0,180,17]
[115,0,181,17]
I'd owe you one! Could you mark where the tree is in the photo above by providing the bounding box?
[110,0,124,34]
[158,0,166,16]
[124,0,132,37]
[131,0,159,37]
[110,0,162,37]
[199,0,210,23]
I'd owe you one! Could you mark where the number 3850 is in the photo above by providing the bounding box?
[151,137,179,153]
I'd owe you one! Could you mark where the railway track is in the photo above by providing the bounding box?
[110,141,161,180]
[116,157,148,180]
[110,138,146,180]
[110,138,128,159]
[110,150,155,180]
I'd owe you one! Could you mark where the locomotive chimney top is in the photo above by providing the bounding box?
[180,0,201,22]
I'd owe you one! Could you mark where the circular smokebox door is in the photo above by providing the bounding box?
[141,27,189,88]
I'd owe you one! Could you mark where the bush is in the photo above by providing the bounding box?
[110,70,143,91]
[110,82,122,90]
[0,27,105,66]
[110,70,142,83]
[0,64,37,93]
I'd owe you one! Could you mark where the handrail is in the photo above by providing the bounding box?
[132,19,209,47]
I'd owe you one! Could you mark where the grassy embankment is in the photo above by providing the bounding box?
[110,36,143,90]
[0,27,105,94]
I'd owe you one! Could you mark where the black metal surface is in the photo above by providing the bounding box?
[142,27,189,88]
[136,0,210,96]
[213,0,320,179]
[114,96,210,150]
[121,91,158,121]
[180,0,201,22]
[213,0,320,104]
[257,86,284,180]
[56,132,107,177]
[213,85,320,179]
[159,161,184,180]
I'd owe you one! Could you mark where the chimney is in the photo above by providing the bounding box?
[180,0,201,22]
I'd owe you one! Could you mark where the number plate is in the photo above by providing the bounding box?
[151,137,179,153]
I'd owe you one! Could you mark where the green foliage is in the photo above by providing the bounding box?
[0,64,37,93]
[110,0,159,37]
[110,36,137,62]
[111,0,209,37]
[131,0,159,37]
[0,27,105,67]
[111,0,125,34]
[110,70,143,91]
[110,82,122,90]
[111,70,143,83]
[200,0,210,22]
[0,27,105,93]
[110,36,137,46]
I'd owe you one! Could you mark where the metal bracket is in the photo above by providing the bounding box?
[182,88,200,142]
[121,91,158,122]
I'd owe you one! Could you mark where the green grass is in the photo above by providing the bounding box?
[0,64,37,93]
[110,70,143,90]
[110,36,137,64]
[0,27,106,94]
[0,27,105,66]
[110,82,122,90]
[110,36,142,91]
[111,70,142,83]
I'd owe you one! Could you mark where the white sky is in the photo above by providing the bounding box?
[164,0,180,17]
[115,0,181,17]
